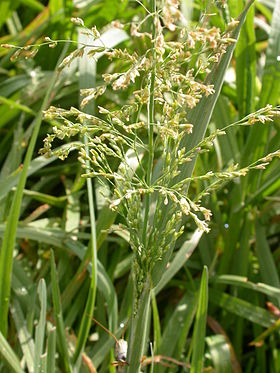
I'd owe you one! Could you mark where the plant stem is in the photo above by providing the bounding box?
[72,138,97,363]
[73,39,98,362]
[142,0,156,247]
[127,3,156,372]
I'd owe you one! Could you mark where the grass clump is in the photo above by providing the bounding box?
[0,1,280,372]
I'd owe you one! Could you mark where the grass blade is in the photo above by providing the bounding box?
[209,289,275,327]
[206,335,232,373]
[11,300,35,373]
[190,266,208,373]
[258,0,280,107]
[46,327,57,373]
[0,331,25,373]
[34,279,47,373]
[0,142,81,201]
[255,220,280,306]
[155,229,203,294]
[213,275,280,300]
[241,0,280,171]
[229,0,256,117]
[151,290,161,354]
[50,250,72,373]
[158,290,197,372]
[127,281,151,373]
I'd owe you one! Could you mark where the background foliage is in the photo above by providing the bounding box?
[0,0,280,372]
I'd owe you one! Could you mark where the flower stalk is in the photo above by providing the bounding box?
[142,0,156,248]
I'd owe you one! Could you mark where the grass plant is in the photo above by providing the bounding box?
[0,1,280,372]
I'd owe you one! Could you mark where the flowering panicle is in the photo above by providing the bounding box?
[39,1,280,297]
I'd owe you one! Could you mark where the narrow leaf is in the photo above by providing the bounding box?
[255,220,280,306]
[206,335,232,373]
[229,0,256,117]
[209,289,275,327]
[258,0,280,107]
[127,281,151,373]
[11,300,35,373]
[155,229,203,294]
[151,290,161,354]
[50,250,72,373]
[190,266,209,373]
[0,331,25,373]
[34,279,47,373]
[46,327,56,373]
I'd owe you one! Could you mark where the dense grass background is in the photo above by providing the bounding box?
[0,0,280,372]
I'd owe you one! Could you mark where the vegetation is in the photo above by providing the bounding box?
[0,0,280,372]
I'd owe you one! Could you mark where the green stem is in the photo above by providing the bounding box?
[73,36,98,362]
[72,137,97,363]
[142,0,156,247]
[127,3,156,372]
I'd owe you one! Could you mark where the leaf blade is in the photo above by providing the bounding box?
[190,266,209,373]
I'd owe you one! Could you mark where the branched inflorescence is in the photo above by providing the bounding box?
[39,0,280,296]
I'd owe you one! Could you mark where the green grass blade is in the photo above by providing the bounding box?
[96,206,117,248]
[190,266,208,373]
[151,290,161,354]
[40,353,47,373]
[50,250,72,373]
[209,289,275,327]
[19,0,45,12]
[158,290,197,372]
[46,327,56,373]
[206,335,232,373]
[0,142,81,201]
[96,260,118,325]
[127,281,151,373]
[0,43,70,337]
[11,300,35,373]
[212,96,239,165]
[0,0,19,30]
[0,224,117,330]
[255,220,280,306]
[0,224,69,248]
[49,0,64,15]
[258,0,280,107]
[23,189,67,207]
[34,279,47,373]
[0,331,25,373]
[0,95,35,116]
[241,0,280,169]
[0,75,30,97]
[229,0,256,117]
[155,230,203,294]
[213,275,280,299]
